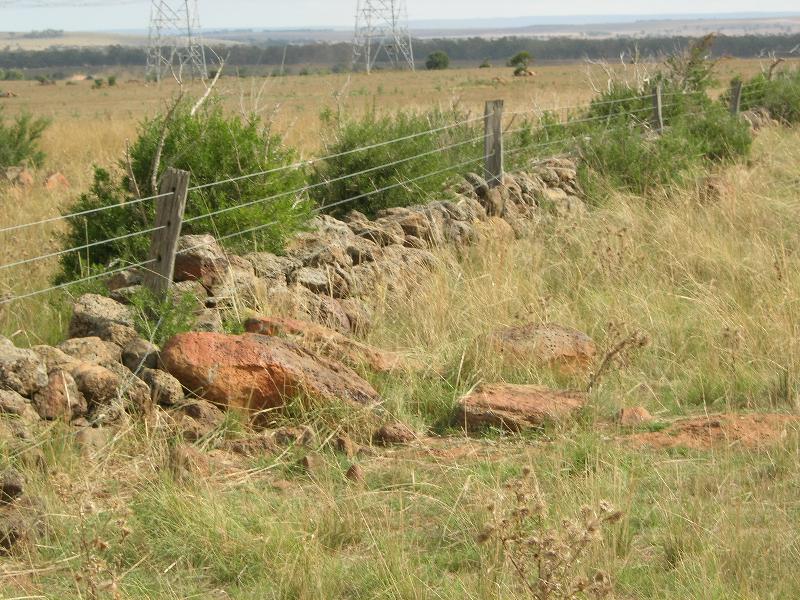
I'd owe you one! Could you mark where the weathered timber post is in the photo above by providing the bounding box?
[652,83,664,133]
[729,80,743,115]
[143,168,190,300]
[484,99,504,188]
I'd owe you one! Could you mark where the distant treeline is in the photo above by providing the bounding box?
[1,33,798,71]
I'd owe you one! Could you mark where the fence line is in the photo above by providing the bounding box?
[184,131,489,225]
[0,78,763,306]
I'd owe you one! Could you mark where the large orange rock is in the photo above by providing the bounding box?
[160,332,381,413]
[244,316,415,373]
[489,323,596,373]
[455,383,585,431]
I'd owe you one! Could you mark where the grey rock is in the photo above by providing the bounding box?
[58,337,122,365]
[140,368,184,407]
[68,294,138,347]
[194,308,224,333]
[122,338,160,371]
[0,336,48,397]
[0,468,24,503]
[0,390,40,422]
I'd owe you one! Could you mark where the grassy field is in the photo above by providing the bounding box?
[1,123,800,598]
[1,58,795,346]
[2,60,800,598]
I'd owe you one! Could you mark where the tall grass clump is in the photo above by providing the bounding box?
[0,109,49,169]
[57,97,311,282]
[311,106,482,218]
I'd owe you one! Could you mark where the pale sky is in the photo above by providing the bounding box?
[1,1,799,32]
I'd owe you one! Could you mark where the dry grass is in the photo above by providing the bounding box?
[1,58,797,346]
[1,65,800,598]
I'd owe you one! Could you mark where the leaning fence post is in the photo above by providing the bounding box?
[729,80,743,115]
[484,99,504,188]
[143,168,190,300]
[652,83,664,133]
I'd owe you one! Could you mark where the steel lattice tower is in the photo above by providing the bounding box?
[146,0,207,82]
[352,0,414,74]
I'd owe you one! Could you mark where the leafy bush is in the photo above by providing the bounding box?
[312,107,481,217]
[737,69,800,124]
[58,98,311,281]
[107,75,117,87]
[0,109,50,169]
[425,51,450,71]
[507,51,532,69]
[509,36,751,196]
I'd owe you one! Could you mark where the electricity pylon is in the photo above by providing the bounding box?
[352,0,415,74]
[146,0,207,82]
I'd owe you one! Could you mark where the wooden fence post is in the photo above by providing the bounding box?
[143,168,190,300]
[652,83,664,133]
[729,80,743,115]
[484,99,504,188]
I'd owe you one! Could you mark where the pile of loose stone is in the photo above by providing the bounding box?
[0,161,586,439]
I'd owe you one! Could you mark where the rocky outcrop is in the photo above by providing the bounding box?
[160,332,381,414]
[244,316,415,374]
[455,383,586,431]
[489,323,596,373]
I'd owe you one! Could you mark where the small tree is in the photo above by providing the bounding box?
[425,51,450,71]
[508,51,532,69]
[479,59,491,69]
[0,109,49,169]
[57,98,311,281]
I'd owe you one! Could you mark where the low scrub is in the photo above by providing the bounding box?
[508,36,752,196]
[737,68,800,124]
[0,109,49,169]
[58,98,311,282]
[311,106,482,218]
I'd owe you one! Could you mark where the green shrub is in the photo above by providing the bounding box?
[479,59,491,69]
[1,69,24,81]
[129,287,197,347]
[509,36,751,196]
[312,107,481,218]
[107,75,117,87]
[737,69,800,124]
[92,78,104,89]
[0,109,50,169]
[425,51,450,71]
[58,98,311,281]
[507,51,532,69]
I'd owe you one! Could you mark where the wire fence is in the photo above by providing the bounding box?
[0,79,768,309]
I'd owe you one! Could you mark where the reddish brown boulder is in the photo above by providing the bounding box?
[455,383,586,431]
[373,421,417,445]
[617,407,654,427]
[44,172,69,190]
[244,316,414,374]
[32,369,87,421]
[489,323,596,373]
[160,332,381,414]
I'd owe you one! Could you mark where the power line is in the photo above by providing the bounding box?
[146,0,207,82]
[352,0,415,74]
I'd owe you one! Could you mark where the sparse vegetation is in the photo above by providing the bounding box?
[0,109,49,169]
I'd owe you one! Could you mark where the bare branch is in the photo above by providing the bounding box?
[191,57,225,117]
